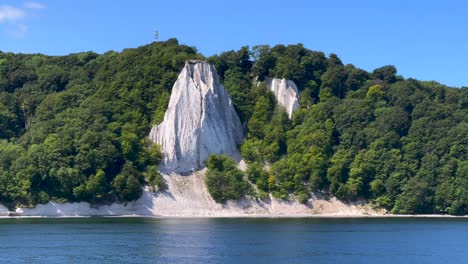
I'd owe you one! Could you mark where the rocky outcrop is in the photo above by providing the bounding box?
[0,203,9,216]
[266,77,300,118]
[150,60,243,173]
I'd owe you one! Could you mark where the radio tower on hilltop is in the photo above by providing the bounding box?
[154,30,159,41]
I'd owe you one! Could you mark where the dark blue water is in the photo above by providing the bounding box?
[0,217,467,264]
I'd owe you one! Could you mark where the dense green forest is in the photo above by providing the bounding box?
[0,39,199,208]
[0,39,466,214]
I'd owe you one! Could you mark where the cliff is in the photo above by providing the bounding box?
[266,77,300,118]
[149,60,243,173]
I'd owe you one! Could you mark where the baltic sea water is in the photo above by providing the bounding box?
[0,217,467,263]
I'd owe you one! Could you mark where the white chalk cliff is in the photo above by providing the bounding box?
[149,60,243,173]
[0,203,9,216]
[266,77,300,118]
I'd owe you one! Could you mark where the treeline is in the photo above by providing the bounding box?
[208,44,467,215]
[0,39,199,208]
[0,39,466,215]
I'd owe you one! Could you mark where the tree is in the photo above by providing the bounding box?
[372,65,397,83]
[246,93,275,139]
[366,84,385,101]
[393,176,434,214]
[112,163,143,202]
[205,155,251,203]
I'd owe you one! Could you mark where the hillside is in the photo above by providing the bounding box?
[0,39,466,215]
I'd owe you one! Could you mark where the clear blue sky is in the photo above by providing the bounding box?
[0,0,466,87]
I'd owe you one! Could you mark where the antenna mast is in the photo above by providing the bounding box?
[154,30,159,41]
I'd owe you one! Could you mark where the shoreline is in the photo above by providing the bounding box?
[1,213,467,219]
[1,174,466,219]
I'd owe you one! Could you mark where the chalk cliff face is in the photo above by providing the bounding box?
[266,77,300,118]
[0,203,9,216]
[150,60,243,173]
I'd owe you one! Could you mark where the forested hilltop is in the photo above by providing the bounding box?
[0,39,466,215]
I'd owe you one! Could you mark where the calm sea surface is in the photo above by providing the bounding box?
[0,217,467,263]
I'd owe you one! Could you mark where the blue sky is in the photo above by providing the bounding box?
[0,0,466,87]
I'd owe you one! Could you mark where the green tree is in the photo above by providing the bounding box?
[205,155,251,203]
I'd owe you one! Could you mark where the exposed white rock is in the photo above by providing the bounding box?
[266,77,300,118]
[0,203,9,216]
[150,60,243,173]
[150,171,379,217]
[14,190,156,217]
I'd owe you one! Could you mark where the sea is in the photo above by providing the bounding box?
[0,217,466,263]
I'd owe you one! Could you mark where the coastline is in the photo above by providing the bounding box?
[2,173,465,219]
[1,214,467,219]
